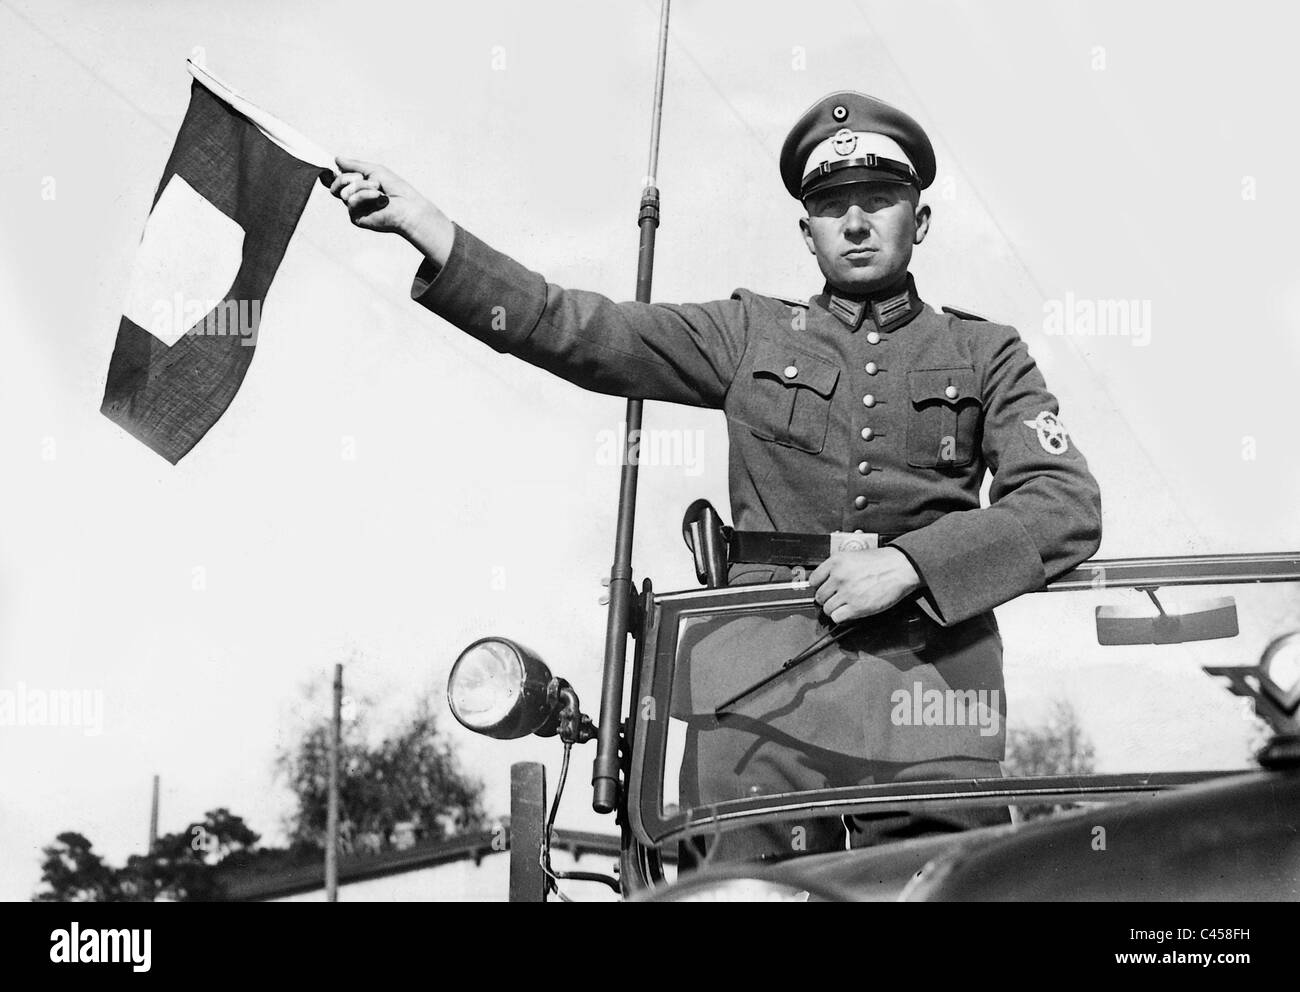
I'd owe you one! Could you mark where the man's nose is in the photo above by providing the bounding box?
[842,203,872,236]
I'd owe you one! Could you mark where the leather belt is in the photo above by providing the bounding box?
[726,529,904,568]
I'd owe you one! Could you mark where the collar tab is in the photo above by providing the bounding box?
[872,289,914,330]
[825,275,923,333]
[827,295,866,329]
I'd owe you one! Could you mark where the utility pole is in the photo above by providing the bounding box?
[325,663,342,902]
[148,774,159,853]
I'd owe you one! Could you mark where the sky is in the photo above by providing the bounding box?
[2,0,1299,901]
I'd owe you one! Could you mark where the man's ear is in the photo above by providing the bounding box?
[913,200,932,246]
[799,214,816,255]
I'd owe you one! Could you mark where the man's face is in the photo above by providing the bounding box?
[799,181,930,296]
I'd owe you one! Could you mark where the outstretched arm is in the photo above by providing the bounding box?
[327,156,749,408]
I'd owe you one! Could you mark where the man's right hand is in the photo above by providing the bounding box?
[326,156,455,267]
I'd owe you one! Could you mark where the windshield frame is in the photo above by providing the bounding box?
[626,552,1300,848]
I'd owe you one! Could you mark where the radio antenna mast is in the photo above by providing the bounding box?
[592,0,672,814]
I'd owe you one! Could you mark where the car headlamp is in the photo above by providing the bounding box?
[447,638,560,739]
[661,878,813,902]
[635,864,851,903]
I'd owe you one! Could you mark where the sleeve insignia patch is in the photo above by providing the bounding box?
[1023,411,1070,454]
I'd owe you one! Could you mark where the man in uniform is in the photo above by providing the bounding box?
[328,91,1103,861]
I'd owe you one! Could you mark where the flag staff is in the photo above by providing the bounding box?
[593,0,672,814]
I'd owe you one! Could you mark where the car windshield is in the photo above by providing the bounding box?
[629,557,1299,851]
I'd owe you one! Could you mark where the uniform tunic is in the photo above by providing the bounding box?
[410,225,1103,766]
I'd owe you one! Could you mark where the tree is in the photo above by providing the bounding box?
[35,832,122,902]
[34,683,487,899]
[277,695,487,854]
[118,808,262,901]
[1004,699,1097,820]
[33,809,261,902]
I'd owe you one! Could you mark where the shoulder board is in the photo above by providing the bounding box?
[762,293,809,308]
[941,304,990,322]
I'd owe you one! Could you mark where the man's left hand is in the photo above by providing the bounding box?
[808,547,923,623]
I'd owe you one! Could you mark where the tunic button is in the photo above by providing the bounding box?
[784,365,799,379]
[944,384,958,400]
[854,496,868,510]
[866,331,881,345]
[858,461,871,475]
[865,362,878,375]
[861,426,874,441]
[862,394,876,407]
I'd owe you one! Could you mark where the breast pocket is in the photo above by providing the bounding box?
[906,367,982,468]
[745,340,840,454]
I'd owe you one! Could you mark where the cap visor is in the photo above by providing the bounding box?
[802,167,914,199]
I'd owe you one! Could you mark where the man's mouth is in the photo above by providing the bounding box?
[843,247,877,259]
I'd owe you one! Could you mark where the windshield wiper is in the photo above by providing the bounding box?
[715,619,864,715]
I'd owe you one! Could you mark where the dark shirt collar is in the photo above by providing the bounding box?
[815,273,924,334]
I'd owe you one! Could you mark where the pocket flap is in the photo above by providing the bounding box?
[908,367,978,405]
[752,339,840,397]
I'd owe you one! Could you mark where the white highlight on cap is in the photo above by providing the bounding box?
[803,131,914,182]
[123,174,245,346]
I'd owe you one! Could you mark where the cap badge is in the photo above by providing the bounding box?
[832,104,848,122]
[831,128,858,156]
[1023,411,1070,454]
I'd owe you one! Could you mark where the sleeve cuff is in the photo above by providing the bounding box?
[410,253,443,299]
[408,223,548,355]
[890,509,1046,626]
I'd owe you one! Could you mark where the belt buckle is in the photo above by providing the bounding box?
[830,531,879,554]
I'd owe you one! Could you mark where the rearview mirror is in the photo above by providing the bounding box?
[1096,595,1238,645]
